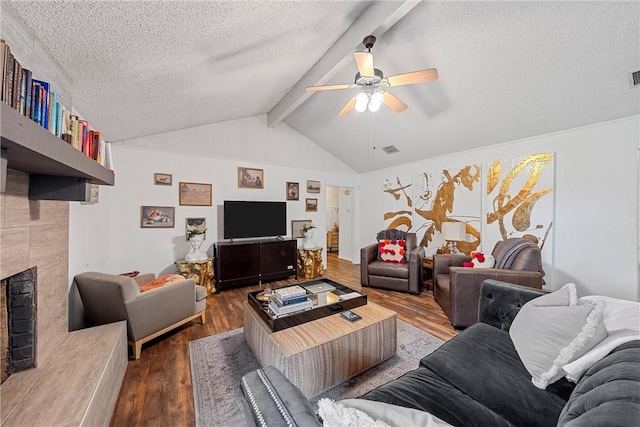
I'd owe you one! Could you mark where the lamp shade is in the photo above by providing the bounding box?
[442,222,466,241]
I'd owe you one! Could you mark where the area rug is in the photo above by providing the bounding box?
[189,320,443,427]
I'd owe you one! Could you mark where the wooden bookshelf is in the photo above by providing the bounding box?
[1,102,114,184]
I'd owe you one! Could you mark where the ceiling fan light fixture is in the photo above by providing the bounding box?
[355,93,369,112]
[368,91,384,112]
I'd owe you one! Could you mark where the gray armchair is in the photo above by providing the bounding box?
[74,272,207,359]
[360,229,423,295]
[433,238,544,328]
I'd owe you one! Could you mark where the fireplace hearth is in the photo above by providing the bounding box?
[1,267,37,384]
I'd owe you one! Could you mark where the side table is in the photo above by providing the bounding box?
[297,248,324,279]
[422,256,433,291]
[175,258,216,294]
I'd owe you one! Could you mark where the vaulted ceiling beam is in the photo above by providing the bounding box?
[267,0,421,127]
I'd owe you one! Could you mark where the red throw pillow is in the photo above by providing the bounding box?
[139,274,186,292]
[378,239,407,263]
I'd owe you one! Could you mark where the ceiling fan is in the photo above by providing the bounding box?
[306,35,438,116]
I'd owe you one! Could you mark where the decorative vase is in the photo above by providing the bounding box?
[185,234,207,262]
[302,229,316,249]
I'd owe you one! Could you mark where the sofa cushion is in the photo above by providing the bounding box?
[361,361,515,427]
[418,322,568,426]
[139,274,186,292]
[367,260,409,279]
[509,283,607,389]
[557,341,640,427]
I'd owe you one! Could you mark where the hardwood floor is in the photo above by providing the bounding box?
[110,253,457,426]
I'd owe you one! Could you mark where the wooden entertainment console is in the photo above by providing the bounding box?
[214,239,297,290]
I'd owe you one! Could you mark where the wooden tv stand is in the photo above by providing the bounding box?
[214,239,297,290]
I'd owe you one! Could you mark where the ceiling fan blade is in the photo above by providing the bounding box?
[353,52,374,77]
[338,97,356,116]
[306,83,352,92]
[383,92,408,113]
[384,68,438,87]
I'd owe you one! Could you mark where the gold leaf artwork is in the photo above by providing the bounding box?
[413,165,481,254]
[487,153,553,243]
[383,177,413,231]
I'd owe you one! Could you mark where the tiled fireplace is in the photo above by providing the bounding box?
[1,267,38,383]
[1,169,128,427]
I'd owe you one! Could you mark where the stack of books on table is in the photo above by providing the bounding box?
[269,285,312,316]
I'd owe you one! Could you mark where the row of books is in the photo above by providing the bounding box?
[270,285,312,316]
[0,38,111,169]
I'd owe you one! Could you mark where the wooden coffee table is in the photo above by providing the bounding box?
[243,300,397,398]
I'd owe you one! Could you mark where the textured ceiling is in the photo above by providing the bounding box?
[6,1,640,173]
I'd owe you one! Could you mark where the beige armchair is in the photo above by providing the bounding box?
[361,229,423,295]
[74,272,207,359]
[433,238,544,328]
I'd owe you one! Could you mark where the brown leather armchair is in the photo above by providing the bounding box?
[433,238,544,328]
[361,229,423,295]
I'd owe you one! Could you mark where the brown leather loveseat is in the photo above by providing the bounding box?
[433,237,544,328]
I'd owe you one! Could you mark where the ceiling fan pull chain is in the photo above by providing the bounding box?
[369,111,376,151]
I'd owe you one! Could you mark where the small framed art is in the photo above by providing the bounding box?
[307,180,320,193]
[305,198,318,212]
[286,182,300,200]
[291,219,311,238]
[179,182,212,206]
[154,173,172,185]
[238,167,264,189]
[141,206,175,228]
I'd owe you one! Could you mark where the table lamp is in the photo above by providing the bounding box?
[442,222,466,254]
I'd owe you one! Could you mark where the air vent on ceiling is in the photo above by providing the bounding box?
[632,71,640,87]
[382,145,399,154]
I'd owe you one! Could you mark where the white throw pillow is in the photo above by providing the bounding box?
[509,283,608,389]
[472,254,495,268]
[317,398,390,427]
[340,399,453,427]
[562,295,640,382]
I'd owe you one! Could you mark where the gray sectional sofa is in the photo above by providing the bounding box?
[240,280,640,426]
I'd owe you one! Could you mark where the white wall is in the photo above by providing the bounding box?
[359,116,640,300]
[69,120,360,279]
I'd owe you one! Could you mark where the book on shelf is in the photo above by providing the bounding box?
[1,38,110,171]
[4,46,14,107]
[31,79,49,128]
[274,285,306,300]
[0,39,6,103]
[268,298,313,316]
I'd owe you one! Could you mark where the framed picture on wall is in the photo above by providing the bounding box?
[238,167,264,189]
[291,219,311,238]
[185,217,206,240]
[179,182,212,206]
[154,173,172,185]
[307,180,321,193]
[305,198,318,212]
[286,182,300,200]
[141,206,175,228]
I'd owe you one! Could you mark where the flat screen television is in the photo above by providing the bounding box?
[223,201,287,239]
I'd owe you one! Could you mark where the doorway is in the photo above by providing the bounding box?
[326,186,353,265]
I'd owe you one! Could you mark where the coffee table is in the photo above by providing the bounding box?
[243,300,397,398]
